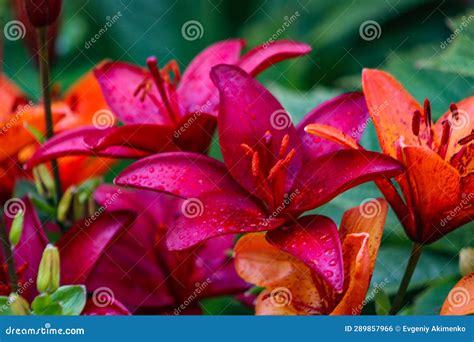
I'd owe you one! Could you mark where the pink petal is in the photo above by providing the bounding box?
[297,92,369,158]
[238,40,311,76]
[211,64,301,202]
[114,152,243,198]
[57,211,135,285]
[178,39,245,115]
[25,127,147,170]
[173,112,217,154]
[85,124,179,154]
[266,215,344,292]
[292,150,404,213]
[94,61,172,125]
[3,198,48,301]
[166,191,284,250]
[82,296,131,315]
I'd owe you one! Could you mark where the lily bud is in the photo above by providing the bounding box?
[9,293,31,315]
[23,0,62,28]
[37,244,60,294]
[459,247,474,276]
[8,210,24,247]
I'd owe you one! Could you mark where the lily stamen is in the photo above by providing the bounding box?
[146,56,179,124]
[458,129,474,145]
[437,120,451,159]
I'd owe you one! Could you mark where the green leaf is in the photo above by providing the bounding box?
[31,294,63,316]
[0,296,14,315]
[50,285,87,316]
[374,289,391,315]
[200,296,253,315]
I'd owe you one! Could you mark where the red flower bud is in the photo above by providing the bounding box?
[23,0,62,28]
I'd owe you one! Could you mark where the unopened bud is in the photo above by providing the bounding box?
[460,247,474,276]
[37,244,60,294]
[9,210,24,247]
[9,293,30,315]
[24,0,62,28]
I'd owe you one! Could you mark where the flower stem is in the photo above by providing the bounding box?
[389,242,423,315]
[0,221,18,292]
[37,27,62,204]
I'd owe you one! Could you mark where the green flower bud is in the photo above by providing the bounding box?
[9,293,30,315]
[460,247,474,276]
[37,244,60,294]
[9,210,24,247]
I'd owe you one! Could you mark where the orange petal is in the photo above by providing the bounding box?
[0,74,27,121]
[331,233,371,315]
[234,233,299,287]
[0,105,65,162]
[304,123,360,149]
[58,155,116,188]
[339,198,387,274]
[362,69,423,158]
[57,69,110,130]
[402,146,461,243]
[440,272,474,315]
[435,96,474,160]
[235,233,324,315]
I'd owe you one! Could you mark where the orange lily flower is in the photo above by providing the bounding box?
[234,199,387,315]
[440,272,474,316]
[360,69,474,244]
[0,70,114,196]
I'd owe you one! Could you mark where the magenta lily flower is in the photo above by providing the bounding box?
[115,65,404,292]
[0,197,133,315]
[75,184,248,314]
[25,40,311,170]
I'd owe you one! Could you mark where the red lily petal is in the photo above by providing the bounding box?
[82,296,131,316]
[266,215,344,293]
[3,198,48,301]
[94,61,172,125]
[115,152,243,197]
[238,40,311,76]
[166,191,283,251]
[178,39,245,115]
[58,211,135,285]
[173,112,217,154]
[292,149,403,213]
[211,64,301,201]
[297,92,368,158]
[362,69,423,158]
[25,127,147,170]
[85,124,178,154]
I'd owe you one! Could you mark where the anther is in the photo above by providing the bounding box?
[437,120,451,159]
[279,134,290,158]
[450,103,459,121]
[423,99,432,126]
[412,110,421,136]
[459,129,474,146]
